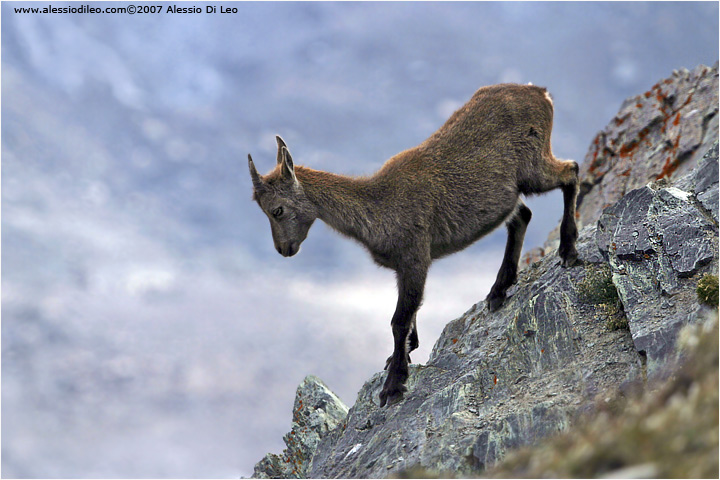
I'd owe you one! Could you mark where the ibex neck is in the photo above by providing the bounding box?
[295,166,377,244]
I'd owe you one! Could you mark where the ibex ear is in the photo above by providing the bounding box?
[276,135,287,165]
[248,154,264,191]
[280,146,297,183]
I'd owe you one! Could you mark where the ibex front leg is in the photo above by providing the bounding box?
[379,262,427,407]
[384,311,418,369]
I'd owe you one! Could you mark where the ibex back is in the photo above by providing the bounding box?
[248,83,579,407]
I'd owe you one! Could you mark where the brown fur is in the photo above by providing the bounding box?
[248,83,579,407]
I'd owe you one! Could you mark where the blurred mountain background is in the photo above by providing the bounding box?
[2,2,718,478]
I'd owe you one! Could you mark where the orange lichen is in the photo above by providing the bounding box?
[618,125,652,161]
[656,132,683,180]
[680,92,694,111]
[657,156,680,180]
[588,76,696,195]
[618,141,637,159]
[589,137,601,174]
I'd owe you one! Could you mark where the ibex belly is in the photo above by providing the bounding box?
[429,195,518,259]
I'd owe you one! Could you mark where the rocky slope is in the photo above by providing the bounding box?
[482,314,718,479]
[251,64,719,479]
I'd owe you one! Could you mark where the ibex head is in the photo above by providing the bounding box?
[248,136,317,257]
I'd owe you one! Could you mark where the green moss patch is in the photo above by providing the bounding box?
[577,264,619,305]
[697,274,719,307]
[577,265,627,331]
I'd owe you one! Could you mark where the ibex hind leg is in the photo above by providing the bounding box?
[524,156,579,268]
[554,158,579,267]
[559,179,579,267]
[486,201,532,312]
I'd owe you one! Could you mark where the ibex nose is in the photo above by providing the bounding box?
[276,243,299,257]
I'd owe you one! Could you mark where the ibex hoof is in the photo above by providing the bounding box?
[379,384,406,407]
[486,293,506,312]
[560,250,579,268]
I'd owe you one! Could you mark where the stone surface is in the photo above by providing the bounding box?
[250,66,720,479]
[692,143,719,222]
[596,144,718,375]
[578,63,718,227]
[528,63,718,260]
[483,315,719,479]
[252,375,349,479]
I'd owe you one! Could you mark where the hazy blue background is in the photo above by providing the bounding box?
[2,1,718,478]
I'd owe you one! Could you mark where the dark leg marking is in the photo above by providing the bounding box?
[380,265,427,407]
[384,313,418,369]
[487,202,532,312]
[559,162,579,268]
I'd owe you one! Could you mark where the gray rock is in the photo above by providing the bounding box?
[252,375,349,478]
[654,187,715,276]
[694,143,719,222]
[576,62,719,232]
[304,148,716,477]
[597,145,718,375]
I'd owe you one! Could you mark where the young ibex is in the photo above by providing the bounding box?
[248,83,579,407]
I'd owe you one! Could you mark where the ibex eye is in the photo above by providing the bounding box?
[272,207,284,218]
